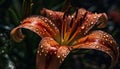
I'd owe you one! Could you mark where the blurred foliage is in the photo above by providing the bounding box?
[0,0,120,69]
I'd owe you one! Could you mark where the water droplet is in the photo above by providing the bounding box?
[57,56,60,58]
[43,29,46,32]
[60,61,62,63]
[52,24,55,27]
[71,16,74,18]
[42,17,44,20]
[39,53,42,55]
[81,26,85,29]
[106,35,109,37]
[103,35,106,38]
[37,51,39,54]
[62,54,64,57]
[42,49,44,52]
[50,13,52,15]
[46,51,48,53]
[41,45,43,48]
[91,22,94,24]
[54,52,56,54]
[45,54,47,56]
[44,19,47,22]
[110,40,113,44]
[62,58,64,61]
[102,42,105,44]
[93,16,97,19]
[105,39,108,41]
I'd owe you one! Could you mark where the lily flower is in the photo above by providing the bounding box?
[11,8,119,69]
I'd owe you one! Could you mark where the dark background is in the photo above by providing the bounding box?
[0,0,120,69]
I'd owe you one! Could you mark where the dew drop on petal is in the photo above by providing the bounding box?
[94,16,97,19]
[81,26,85,29]
[57,56,60,58]
[45,53,47,56]
[39,53,42,56]
[41,45,43,48]
[110,40,113,44]
[91,22,94,24]
[54,52,56,54]
[37,50,39,54]
[42,49,44,52]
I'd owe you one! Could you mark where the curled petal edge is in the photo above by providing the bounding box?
[72,30,119,69]
[10,16,60,42]
[36,37,72,69]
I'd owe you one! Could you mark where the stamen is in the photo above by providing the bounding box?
[70,18,73,27]
[75,8,78,18]
[61,6,71,45]
[67,12,88,44]
[79,12,88,26]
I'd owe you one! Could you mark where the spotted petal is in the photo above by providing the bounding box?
[10,16,60,42]
[72,30,119,69]
[41,8,65,30]
[36,37,71,69]
[66,10,107,44]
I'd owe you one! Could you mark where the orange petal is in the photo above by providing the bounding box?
[67,10,108,44]
[96,13,107,28]
[41,8,64,30]
[64,8,87,42]
[72,30,119,69]
[10,16,59,42]
[36,37,71,69]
